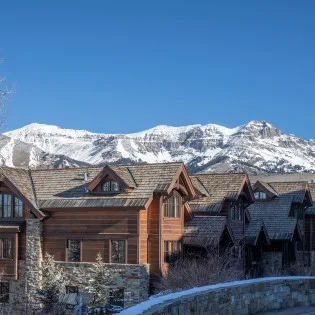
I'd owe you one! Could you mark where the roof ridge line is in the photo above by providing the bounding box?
[126,167,138,187]
[195,177,211,197]
[28,169,40,209]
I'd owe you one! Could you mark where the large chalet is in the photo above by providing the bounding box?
[0,163,315,313]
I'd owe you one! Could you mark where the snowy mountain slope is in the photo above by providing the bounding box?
[4,121,315,174]
[0,134,90,169]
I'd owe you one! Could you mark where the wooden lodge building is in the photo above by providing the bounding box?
[0,163,315,313]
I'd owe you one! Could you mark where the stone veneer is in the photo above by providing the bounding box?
[0,261,149,314]
[57,262,150,308]
[121,277,315,315]
[25,218,43,307]
[0,217,149,314]
[0,219,44,314]
[0,261,27,315]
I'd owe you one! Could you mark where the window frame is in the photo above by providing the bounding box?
[164,240,182,263]
[0,282,9,303]
[164,191,182,218]
[101,181,121,193]
[254,191,267,200]
[230,202,242,221]
[110,239,126,264]
[0,193,24,218]
[0,238,12,260]
[67,239,81,262]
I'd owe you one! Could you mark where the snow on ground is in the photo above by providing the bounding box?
[119,276,315,315]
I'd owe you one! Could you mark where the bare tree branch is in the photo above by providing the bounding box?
[0,57,11,130]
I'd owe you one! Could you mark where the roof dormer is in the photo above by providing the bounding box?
[252,181,278,200]
[87,165,135,194]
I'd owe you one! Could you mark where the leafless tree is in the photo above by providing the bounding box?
[0,57,11,129]
[156,239,244,293]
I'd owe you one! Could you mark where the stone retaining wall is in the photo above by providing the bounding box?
[0,260,149,314]
[120,277,315,315]
[58,262,150,308]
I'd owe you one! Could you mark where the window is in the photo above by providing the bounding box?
[2,195,11,217]
[0,239,12,259]
[254,191,267,200]
[0,283,9,303]
[0,194,23,218]
[164,192,182,218]
[102,181,120,192]
[66,286,79,294]
[14,197,23,217]
[111,240,126,263]
[109,288,124,309]
[231,202,242,221]
[164,241,181,263]
[67,240,81,262]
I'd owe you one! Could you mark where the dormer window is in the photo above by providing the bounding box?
[102,181,121,193]
[254,191,267,200]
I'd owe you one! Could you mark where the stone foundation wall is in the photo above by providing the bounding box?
[122,277,315,315]
[0,261,149,314]
[57,262,150,308]
[0,261,27,315]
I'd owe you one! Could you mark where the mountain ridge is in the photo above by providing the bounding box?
[3,120,315,174]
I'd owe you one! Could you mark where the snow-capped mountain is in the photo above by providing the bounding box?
[0,133,89,169]
[3,121,315,174]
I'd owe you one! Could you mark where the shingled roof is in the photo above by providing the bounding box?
[245,219,270,246]
[189,173,252,213]
[183,216,235,246]
[266,182,312,204]
[247,195,301,241]
[252,181,278,197]
[29,162,194,209]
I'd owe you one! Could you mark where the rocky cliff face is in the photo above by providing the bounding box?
[3,121,315,174]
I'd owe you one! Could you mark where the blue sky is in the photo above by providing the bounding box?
[1,1,315,138]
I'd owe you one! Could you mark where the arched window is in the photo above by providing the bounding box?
[101,181,121,193]
[254,191,267,200]
[164,192,182,218]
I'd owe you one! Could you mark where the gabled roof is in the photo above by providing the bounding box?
[245,219,270,246]
[30,162,195,209]
[0,166,43,218]
[266,181,312,205]
[247,195,301,241]
[189,173,253,213]
[87,165,137,191]
[252,181,278,198]
[183,216,235,246]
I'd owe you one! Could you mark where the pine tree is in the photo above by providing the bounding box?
[37,253,66,313]
[87,253,111,314]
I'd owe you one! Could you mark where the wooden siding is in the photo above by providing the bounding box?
[147,196,160,275]
[43,208,139,264]
[139,210,148,264]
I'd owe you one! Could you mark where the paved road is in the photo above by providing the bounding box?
[257,307,315,315]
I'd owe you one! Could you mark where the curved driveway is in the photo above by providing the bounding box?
[258,307,315,315]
